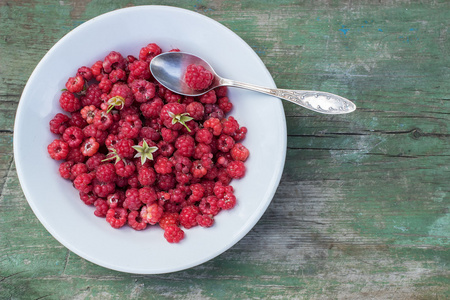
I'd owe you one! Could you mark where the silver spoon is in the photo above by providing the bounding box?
[150,52,356,114]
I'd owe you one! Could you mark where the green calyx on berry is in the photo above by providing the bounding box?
[102,148,122,164]
[107,96,125,113]
[132,139,158,165]
[168,111,193,132]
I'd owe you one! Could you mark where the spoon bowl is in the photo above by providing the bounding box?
[150,52,357,114]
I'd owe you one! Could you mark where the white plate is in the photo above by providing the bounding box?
[14,5,286,274]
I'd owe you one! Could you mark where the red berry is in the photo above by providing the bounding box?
[65,75,85,93]
[186,101,204,121]
[96,163,116,183]
[114,159,136,178]
[128,60,151,80]
[174,135,195,157]
[163,225,184,243]
[154,156,173,174]
[47,139,69,160]
[226,160,246,179]
[130,79,156,102]
[203,117,222,136]
[199,90,216,104]
[73,173,95,193]
[123,188,142,211]
[138,186,157,205]
[138,166,157,186]
[77,66,93,81]
[139,43,162,62]
[230,143,249,161]
[94,199,109,217]
[80,137,100,157]
[114,138,135,159]
[102,51,126,73]
[128,210,147,231]
[59,161,74,179]
[218,192,237,210]
[184,64,214,90]
[106,208,128,229]
[49,113,70,134]
[140,203,163,225]
[179,205,200,229]
[159,212,179,230]
[59,91,81,112]
[62,126,84,148]
[196,214,214,227]
[199,196,220,216]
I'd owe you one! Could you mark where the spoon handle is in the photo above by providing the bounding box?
[220,78,356,114]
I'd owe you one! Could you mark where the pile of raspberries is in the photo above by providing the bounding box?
[46,43,249,243]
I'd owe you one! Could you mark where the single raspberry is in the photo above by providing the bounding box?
[77,66,94,81]
[107,191,125,209]
[161,128,179,144]
[233,126,247,141]
[93,110,113,130]
[199,196,220,216]
[65,75,85,93]
[79,191,96,205]
[222,116,239,135]
[114,159,136,178]
[157,140,175,157]
[130,79,156,102]
[226,160,246,179]
[128,210,147,231]
[123,188,142,211]
[195,128,213,144]
[70,163,88,180]
[102,51,126,73]
[139,43,162,62]
[161,89,183,103]
[175,170,192,185]
[82,124,108,144]
[157,173,176,191]
[140,97,164,118]
[217,168,232,185]
[93,199,109,217]
[218,192,237,210]
[159,212,179,230]
[99,75,113,93]
[59,161,74,179]
[128,60,151,80]
[179,205,200,229]
[218,96,233,113]
[109,82,133,108]
[80,83,103,108]
[93,181,116,198]
[169,186,187,203]
[62,126,84,148]
[138,166,156,186]
[163,225,184,243]
[191,160,207,178]
[213,182,234,199]
[85,153,105,171]
[184,64,214,90]
[80,137,100,157]
[185,101,204,120]
[104,134,119,148]
[174,135,195,157]
[154,156,173,174]
[160,103,186,131]
[193,143,212,160]
[114,138,135,159]
[59,91,81,112]
[199,90,217,104]
[171,155,192,174]
[140,203,163,225]
[204,166,218,181]
[230,143,249,161]
[66,147,85,163]
[201,180,216,197]
[106,208,128,229]
[203,117,222,136]
[216,152,232,168]
[138,186,157,205]
[91,60,103,79]
[49,113,70,134]
[73,173,95,193]
[109,68,127,83]
[140,126,161,142]
[196,214,214,227]
[118,117,142,140]
[95,163,116,183]
[69,111,88,129]
[48,139,69,160]
[80,105,98,124]
[217,134,235,152]
[204,104,224,120]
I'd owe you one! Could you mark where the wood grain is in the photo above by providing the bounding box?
[1,0,449,299]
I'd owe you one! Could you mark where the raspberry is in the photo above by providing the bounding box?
[226,160,246,179]
[217,168,232,185]
[140,203,163,225]
[185,101,204,121]
[109,83,133,108]
[48,139,69,160]
[80,84,103,108]
[157,140,175,157]
[65,75,85,93]
[118,117,142,140]
[106,208,128,229]
[154,156,173,174]
[174,135,195,157]
[70,163,88,180]
[179,205,200,229]
[82,124,107,144]
[199,90,217,104]
[107,191,125,208]
[140,126,160,142]
[199,196,220,216]
[95,163,116,183]
[93,110,113,130]
[159,212,179,230]
[203,117,222,136]
[91,60,103,79]
[161,128,179,143]
[217,134,235,152]
[62,126,84,148]
[188,183,205,203]
[140,97,164,118]
[195,128,213,144]
[128,60,151,80]
[138,166,156,186]
[163,225,184,243]
[128,210,147,231]
[69,111,87,129]
[218,96,233,113]
[169,186,187,203]
[230,143,249,161]
[59,91,81,112]
[93,181,115,198]
[49,113,69,134]
[102,51,126,73]
[222,116,239,135]
[59,161,73,179]
[114,159,136,178]
[160,103,186,131]
[157,173,176,191]
[196,214,214,227]
[193,143,212,160]
[85,153,105,171]
[184,64,214,90]
[139,43,162,62]
[94,199,109,217]
[99,75,113,93]
[190,160,208,178]
[130,79,156,102]
[161,89,183,103]
[80,137,100,157]
[202,180,216,197]
[138,186,157,205]
[123,188,142,211]
[215,86,228,97]
[73,173,94,193]
[77,66,93,81]
[114,138,135,159]
[213,182,234,199]
[109,68,127,83]
[66,147,85,163]
[218,192,237,210]
[204,104,224,120]
[80,105,98,124]
[80,191,96,205]
[233,126,247,141]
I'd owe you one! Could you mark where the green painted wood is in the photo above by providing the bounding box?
[1,0,449,299]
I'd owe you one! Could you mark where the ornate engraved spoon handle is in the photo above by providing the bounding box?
[220,78,356,114]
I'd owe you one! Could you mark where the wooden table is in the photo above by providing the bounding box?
[1,1,449,298]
